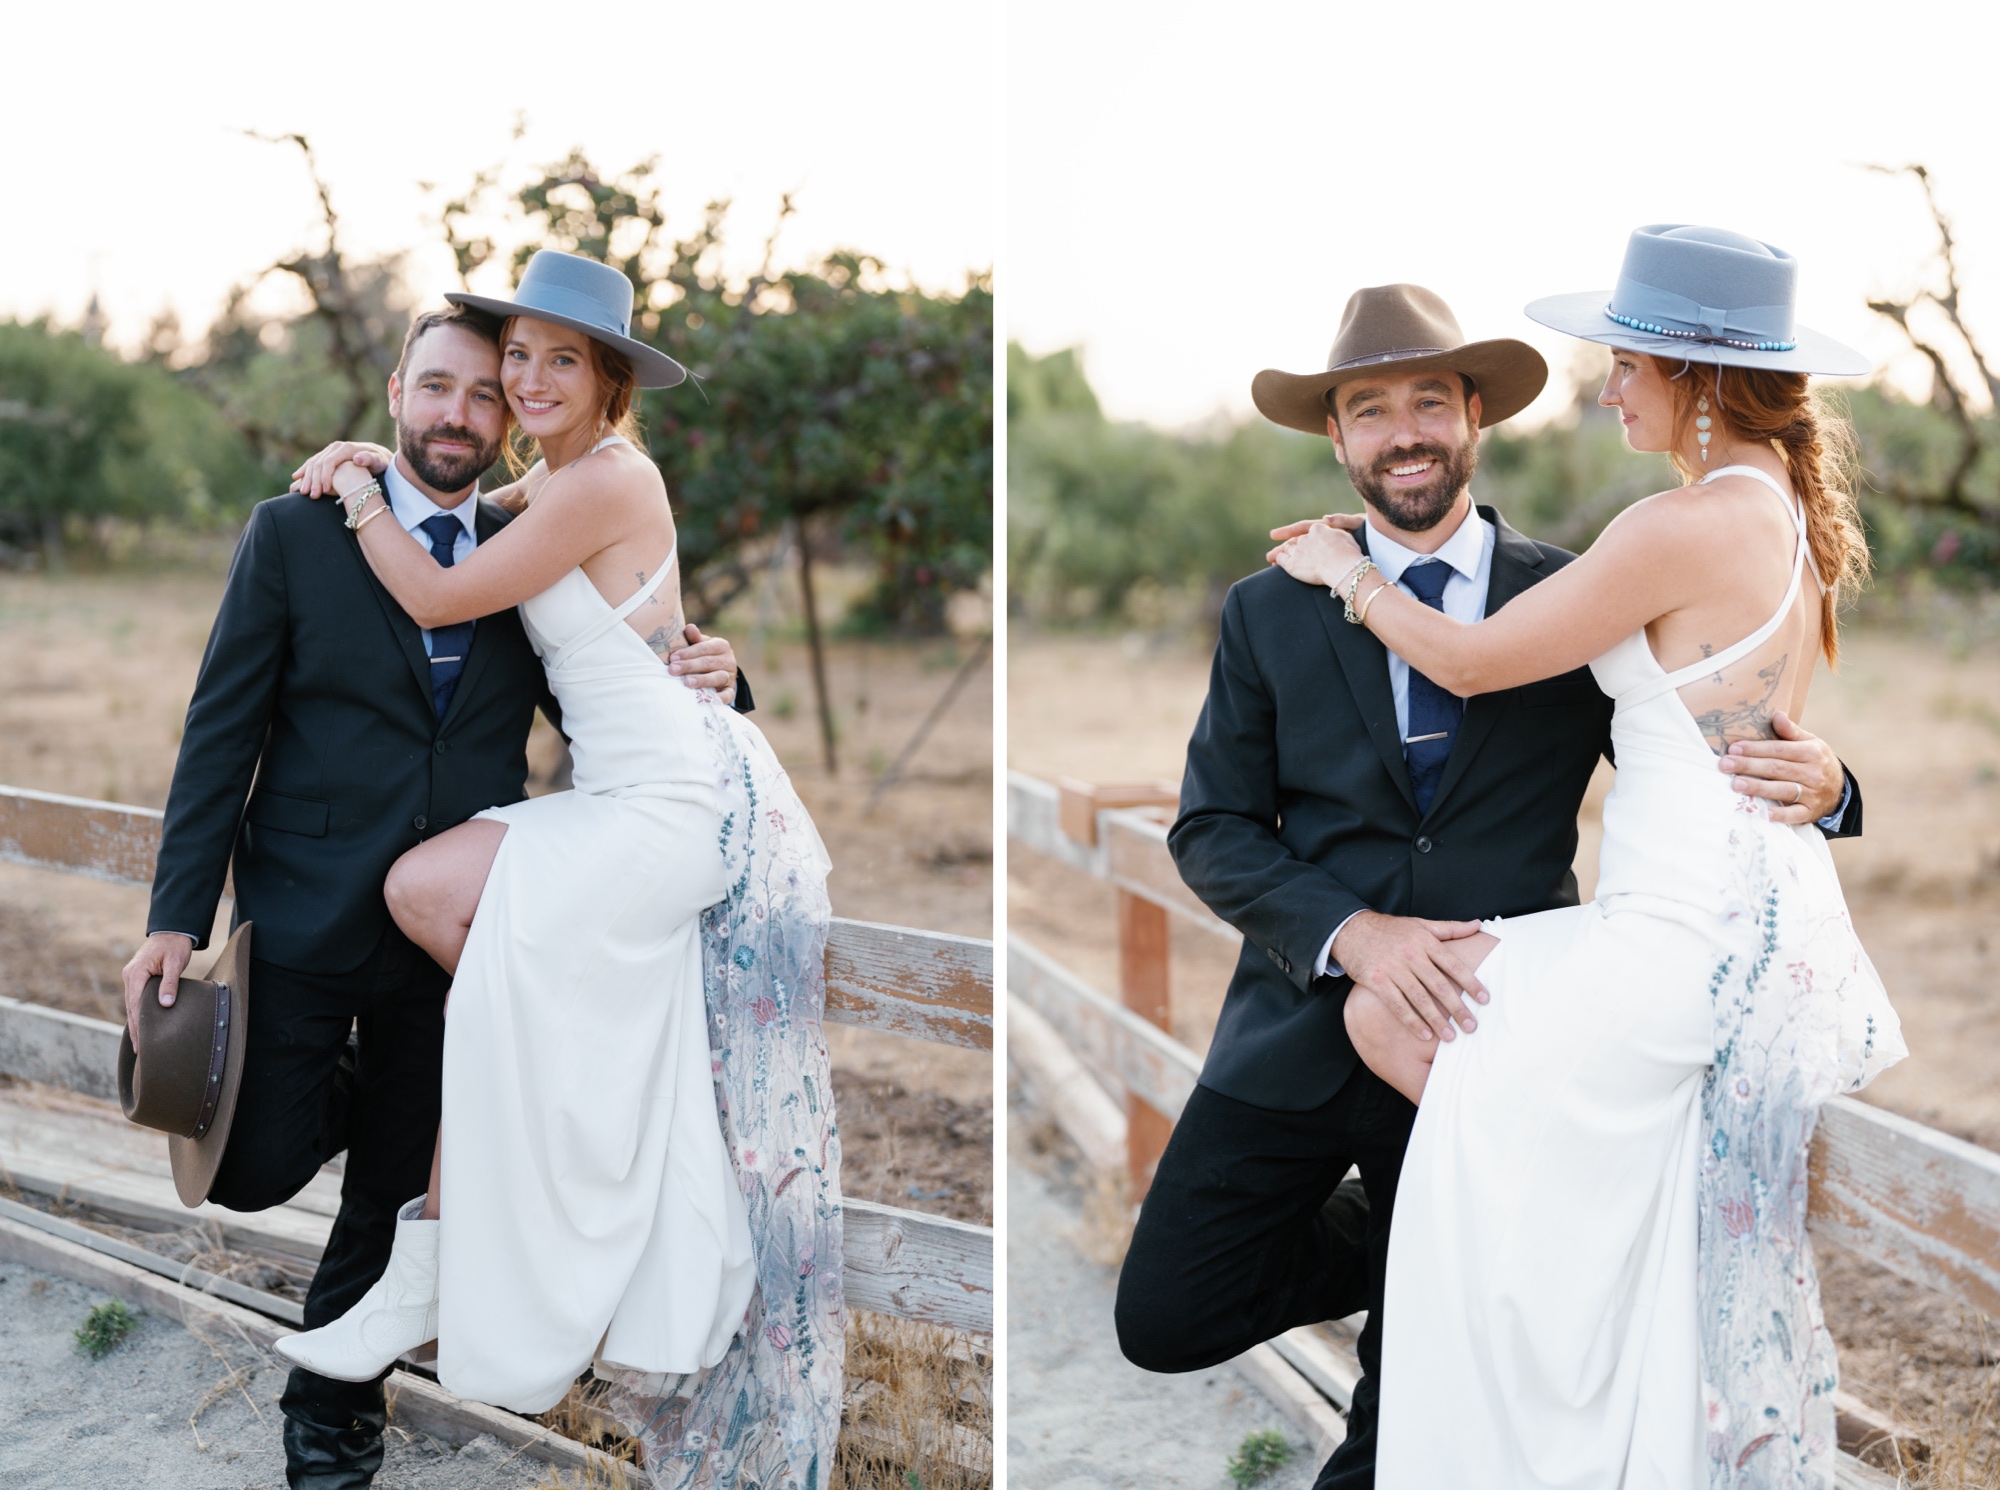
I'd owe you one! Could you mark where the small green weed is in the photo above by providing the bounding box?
[75,1300,136,1359]
[1226,1428,1292,1487]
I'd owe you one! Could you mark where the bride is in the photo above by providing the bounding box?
[1271,226,1905,1486]
[275,250,842,1489]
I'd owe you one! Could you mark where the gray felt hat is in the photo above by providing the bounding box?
[448,250,687,389]
[1524,224,1870,377]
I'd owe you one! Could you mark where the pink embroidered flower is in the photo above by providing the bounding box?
[1734,1076,1753,1101]
[1788,961,1814,994]
[753,996,779,1027]
[742,1150,757,1167]
[767,810,788,833]
[1719,1196,1756,1238]
[766,1323,793,1351]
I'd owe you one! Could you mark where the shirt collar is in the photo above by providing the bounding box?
[1363,499,1488,586]
[382,457,478,543]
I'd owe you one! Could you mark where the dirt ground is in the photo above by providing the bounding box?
[1009,625,2000,1481]
[0,568,994,1228]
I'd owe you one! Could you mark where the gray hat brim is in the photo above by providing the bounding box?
[1524,290,1871,378]
[445,293,689,389]
[1252,338,1549,436]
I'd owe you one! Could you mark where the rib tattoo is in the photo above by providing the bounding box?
[1688,655,1788,755]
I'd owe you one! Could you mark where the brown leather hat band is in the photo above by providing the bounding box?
[1327,345,1448,374]
[189,983,231,1140]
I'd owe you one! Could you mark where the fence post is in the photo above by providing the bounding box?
[1117,889,1174,1202]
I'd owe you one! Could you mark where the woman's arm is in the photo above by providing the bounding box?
[332,456,642,628]
[1271,494,1703,697]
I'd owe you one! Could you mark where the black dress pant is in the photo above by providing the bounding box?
[208,922,449,1488]
[1114,1069,1417,1490]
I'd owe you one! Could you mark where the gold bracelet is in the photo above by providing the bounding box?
[343,479,385,530]
[353,500,391,533]
[1354,575,1390,626]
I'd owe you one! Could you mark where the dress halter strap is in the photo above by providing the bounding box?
[1615,464,1809,714]
[545,543,679,669]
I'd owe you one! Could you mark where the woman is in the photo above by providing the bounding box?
[274,250,843,1490]
[1270,226,1903,1486]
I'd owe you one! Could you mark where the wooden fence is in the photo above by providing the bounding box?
[1009,768,2000,1481]
[0,783,994,1338]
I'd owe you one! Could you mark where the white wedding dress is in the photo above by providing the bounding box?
[1378,466,1904,1487]
[435,526,756,1413]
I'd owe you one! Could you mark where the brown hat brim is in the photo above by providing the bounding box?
[160,924,253,1208]
[1251,339,1549,436]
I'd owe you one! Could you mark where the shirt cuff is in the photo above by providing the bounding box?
[1315,911,1365,979]
[1815,777,1853,834]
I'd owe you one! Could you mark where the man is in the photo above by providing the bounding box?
[1111,285,1859,1486]
[120,303,746,1490]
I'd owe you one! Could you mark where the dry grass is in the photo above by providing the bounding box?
[833,1310,992,1490]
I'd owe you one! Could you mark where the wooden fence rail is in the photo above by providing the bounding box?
[0,783,993,1336]
[1008,768,2000,1322]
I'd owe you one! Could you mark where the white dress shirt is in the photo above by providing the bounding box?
[382,459,479,658]
[1316,503,1495,979]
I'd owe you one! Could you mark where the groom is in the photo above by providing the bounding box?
[1112,285,1860,1485]
[120,303,747,1489]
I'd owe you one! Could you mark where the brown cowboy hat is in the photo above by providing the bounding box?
[118,923,252,1208]
[1251,283,1548,436]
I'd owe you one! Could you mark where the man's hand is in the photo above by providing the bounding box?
[669,623,738,704]
[1717,710,1843,825]
[121,933,195,1045]
[1331,910,1486,1043]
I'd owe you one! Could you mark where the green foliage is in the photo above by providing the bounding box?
[0,321,264,561]
[74,1299,136,1359]
[1226,1428,1293,1487]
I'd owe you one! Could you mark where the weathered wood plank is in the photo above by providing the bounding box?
[0,1064,989,1332]
[1007,772,1108,877]
[0,785,162,885]
[844,1197,992,1336]
[1230,1341,1346,1459]
[1808,1095,2000,1319]
[1006,994,1126,1171]
[1008,935,1200,1121]
[0,1213,620,1474]
[0,993,124,1101]
[824,918,992,1050]
[0,1192,306,1324]
[1101,809,1236,938]
[1056,778,1178,848]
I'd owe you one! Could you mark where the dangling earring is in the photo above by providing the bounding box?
[1696,395,1711,463]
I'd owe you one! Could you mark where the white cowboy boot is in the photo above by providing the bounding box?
[276,1196,438,1381]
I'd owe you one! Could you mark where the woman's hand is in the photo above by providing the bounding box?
[1267,515,1367,589]
[293,441,393,498]
[330,461,378,501]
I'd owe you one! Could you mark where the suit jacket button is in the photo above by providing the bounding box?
[1415,835,1433,854]
[434,740,447,755]
[413,815,428,832]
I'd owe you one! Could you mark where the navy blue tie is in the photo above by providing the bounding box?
[417,515,475,719]
[1400,559,1462,816]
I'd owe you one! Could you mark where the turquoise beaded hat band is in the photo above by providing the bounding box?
[1524,224,1871,378]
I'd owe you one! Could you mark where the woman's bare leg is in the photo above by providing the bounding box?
[384,819,508,976]
[1346,930,1501,1105]
[382,820,508,1220]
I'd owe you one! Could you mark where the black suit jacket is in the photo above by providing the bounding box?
[1169,506,1862,1112]
[149,489,749,976]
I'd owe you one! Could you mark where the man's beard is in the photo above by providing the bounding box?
[1348,433,1478,534]
[399,419,502,494]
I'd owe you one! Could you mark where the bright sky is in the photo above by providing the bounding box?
[1008,0,2000,428]
[5,1,993,352]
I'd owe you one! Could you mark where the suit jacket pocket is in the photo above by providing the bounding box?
[246,790,329,838]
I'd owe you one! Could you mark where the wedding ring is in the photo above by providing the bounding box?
[1786,780,1803,805]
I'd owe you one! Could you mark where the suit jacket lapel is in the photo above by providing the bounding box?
[438,497,514,728]
[333,489,436,709]
[1314,528,1419,815]
[1423,505,1548,819]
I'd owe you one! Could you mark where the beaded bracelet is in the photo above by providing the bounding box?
[343,480,385,530]
[1335,558,1379,623]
